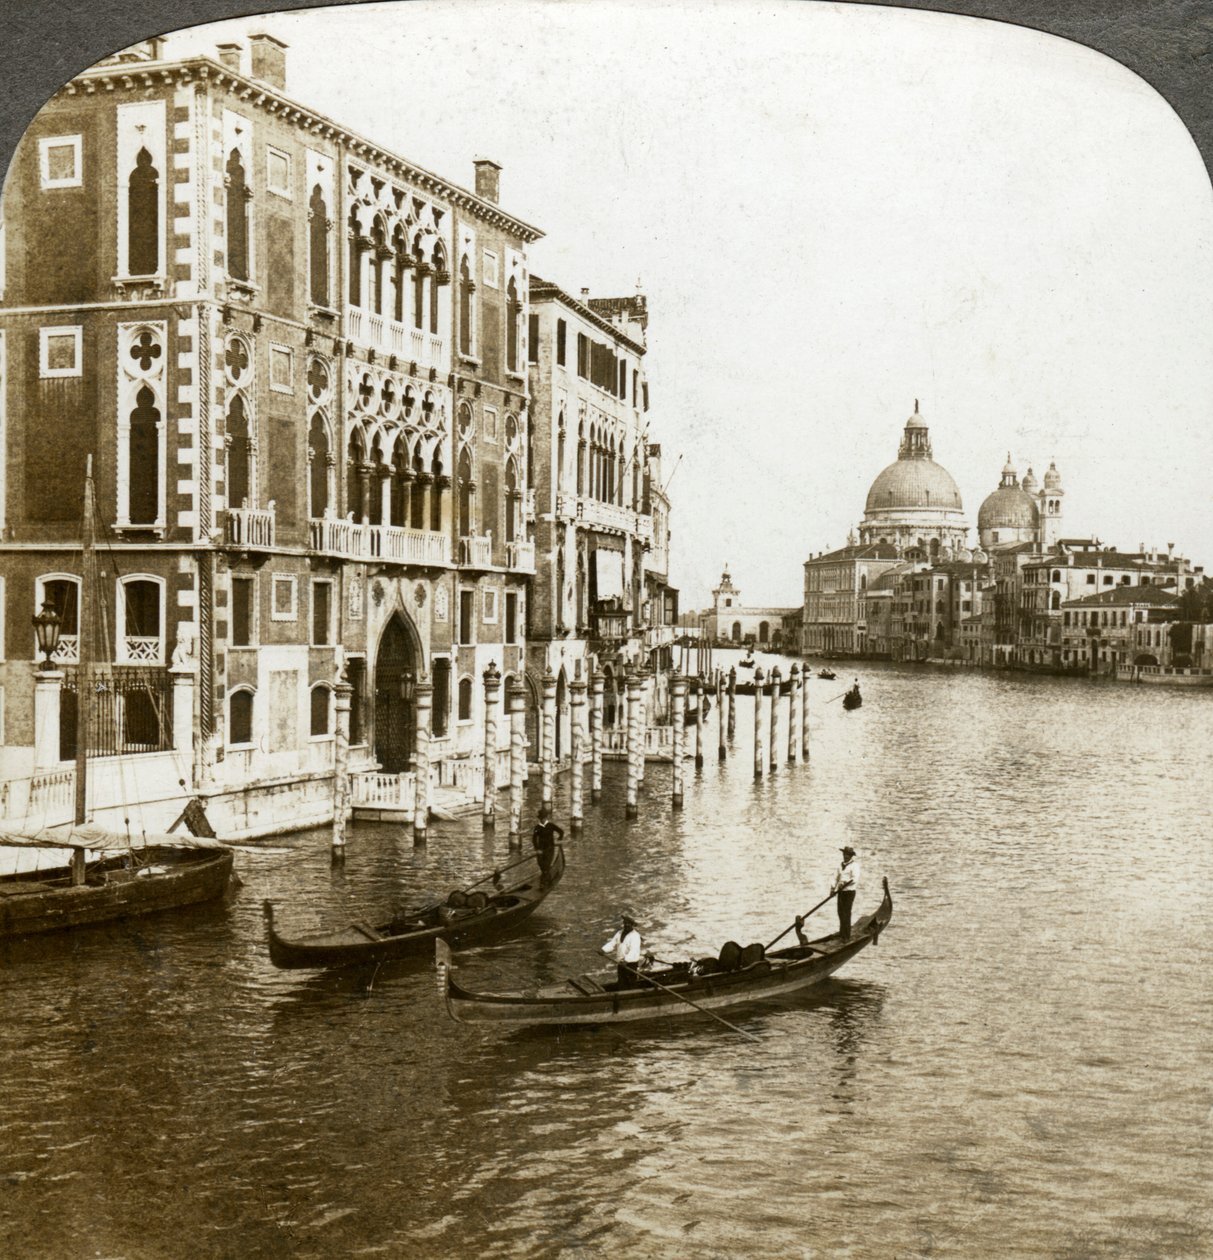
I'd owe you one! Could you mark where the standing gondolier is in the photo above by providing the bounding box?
[531,805,564,887]
[832,846,861,940]
[601,913,643,987]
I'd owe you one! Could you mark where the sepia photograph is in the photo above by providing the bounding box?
[0,1,1209,1256]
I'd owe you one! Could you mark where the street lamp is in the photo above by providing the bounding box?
[400,669,415,702]
[32,601,62,670]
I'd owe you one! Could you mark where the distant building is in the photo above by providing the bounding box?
[703,567,799,650]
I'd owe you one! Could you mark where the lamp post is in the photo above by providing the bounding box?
[33,602,62,669]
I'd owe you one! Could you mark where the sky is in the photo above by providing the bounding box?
[161,0,1213,608]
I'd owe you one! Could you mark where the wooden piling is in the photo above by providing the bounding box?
[692,677,704,769]
[753,666,764,780]
[331,676,352,859]
[787,664,799,765]
[540,664,556,810]
[717,670,726,762]
[671,670,686,808]
[482,662,501,831]
[637,667,648,790]
[625,671,641,818]
[570,668,586,832]
[769,666,781,775]
[412,674,433,844]
[590,670,604,803]
[508,679,526,846]
[727,667,736,741]
[801,660,811,759]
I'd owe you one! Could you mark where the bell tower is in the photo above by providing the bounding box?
[1040,461,1064,548]
[712,565,739,614]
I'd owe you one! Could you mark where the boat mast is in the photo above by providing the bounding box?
[73,455,96,834]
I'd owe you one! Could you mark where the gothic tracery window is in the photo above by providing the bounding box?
[459,255,473,355]
[129,385,160,524]
[226,395,251,509]
[309,184,329,306]
[506,277,521,373]
[225,148,250,281]
[308,412,330,519]
[128,147,159,277]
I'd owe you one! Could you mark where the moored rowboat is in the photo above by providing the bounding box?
[264,846,565,970]
[442,878,892,1028]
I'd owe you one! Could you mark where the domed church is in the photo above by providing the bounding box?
[976,456,1064,550]
[858,403,969,560]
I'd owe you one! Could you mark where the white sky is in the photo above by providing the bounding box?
[163,0,1213,607]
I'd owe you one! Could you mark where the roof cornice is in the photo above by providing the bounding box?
[60,57,544,244]
[530,276,646,356]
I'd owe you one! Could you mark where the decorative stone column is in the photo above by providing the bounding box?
[540,664,556,810]
[569,668,586,833]
[508,679,527,845]
[788,664,800,765]
[589,669,604,803]
[670,670,686,809]
[482,661,501,832]
[412,675,433,844]
[625,671,641,819]
[753,666,765,780]
[32,668,64,772]
[331,677,352,857]
[769,666,781,775]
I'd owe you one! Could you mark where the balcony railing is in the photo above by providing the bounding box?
[120,635,163,665]
[309,517,450,566]
[590,607,630,642]
[52,635,80,665]
[224,504,276,549]
[506,539,536,573]
[459,534,493,568]
[346,308,447,371]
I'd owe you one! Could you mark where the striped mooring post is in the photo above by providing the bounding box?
[508,679,527,847]
[412,674,433,845]
[569,667,586,833]
[753,666,765,780]
[787,664,799,765]
[482,661,501,832]
[671,670,686,809]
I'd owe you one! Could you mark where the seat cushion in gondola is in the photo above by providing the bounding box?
[738,942,766,969]
[465,891,488,912]
[718,940,743,971]
[447,889,468,909]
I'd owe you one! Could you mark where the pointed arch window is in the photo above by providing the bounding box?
[308,412,330,520]
[392,227,408,323]
[225,148,250,282]
[346,430,365,521]
[505,457,519,544]
[430,244,445,335]
[309,185,329,307]
[458,447,474,538]
[347,208,362,306]
[229,688,254,746]
[413,242,427,329]
[430,450,444,533]
[459,255,474,355]
[227,395,251,509]
[129,384,161,524]
[128,147,159,277]
[506,277,521,373]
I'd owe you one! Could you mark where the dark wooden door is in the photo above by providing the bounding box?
[374,616,416,773]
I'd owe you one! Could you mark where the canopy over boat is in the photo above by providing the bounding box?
[442,878,892,1029]
[0,824,230,852]
[265,846,565,970]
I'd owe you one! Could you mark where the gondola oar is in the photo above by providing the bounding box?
[764,891,837,951]
[825,691,851,705]
[620,962,761,1043]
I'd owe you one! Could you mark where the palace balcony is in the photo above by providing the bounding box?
[506,539,536,573]
[590,606,630,643]
[346,309,446,373]
[458,534,493,570]
[310,517,451,567]
[223,504,276,551]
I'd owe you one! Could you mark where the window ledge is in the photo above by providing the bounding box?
[458,353,481,369]
[111,274,168,299]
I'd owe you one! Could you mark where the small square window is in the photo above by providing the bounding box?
[40,136,82,189]
[482,250,499,289]
[39,326,82,378]
[269,344,293,393]
[483,407,498,443]
[484,589,499,623]
[267,146,291,198]
[271,574,297,621]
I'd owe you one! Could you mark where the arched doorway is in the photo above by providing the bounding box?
[374,614,420,773]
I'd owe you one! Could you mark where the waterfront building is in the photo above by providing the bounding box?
[1060,584,1181,674]
[525,277,676,745]
[705,566,799,651]
[0,34,542,834]
[892,560,986,662]
[802,543,900,656]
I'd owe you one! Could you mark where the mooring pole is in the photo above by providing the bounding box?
[670,670,686,809]
[637,666,649,791]
[787,664,799,765]
[590,669,604,803]
[717,669,726,762]
[540,664,556,811]
[753,666,765,780]
[625,671,641,819]
[727,666,736,741]
[769,666,781,775]
[692,677,704,769]
[801,660,811,760]
[569,666,586,833]
[482,661,501,832]
[331,675,352,861]
[412,674,433,845]
[508,679,526,847]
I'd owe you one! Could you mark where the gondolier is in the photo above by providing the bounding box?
[531,806,564,887]
[832,846,861,940]
[601,914,643,987]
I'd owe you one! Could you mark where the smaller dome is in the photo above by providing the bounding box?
[978,485,1039,532]
[1043,460,1062,491]
[1022,466,1039,495]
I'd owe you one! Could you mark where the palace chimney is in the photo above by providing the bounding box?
[249,33,288,90]
[474,158,501,204]
[216,42,243,72]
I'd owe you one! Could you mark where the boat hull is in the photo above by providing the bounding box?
[0,846,235,939]
[445,880,892,1028]
[266,847,565,970]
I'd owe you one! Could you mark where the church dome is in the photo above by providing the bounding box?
[977,485,1039,532]
[863,405,964,514]
[1022,466,1039,495]
[1043,460,1062,491]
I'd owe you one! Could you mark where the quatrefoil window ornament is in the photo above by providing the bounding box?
[357,373,375,409]
[225,337,250,382]
[130,330,162,373]
[380,379,397,414]
[307,358,329,401]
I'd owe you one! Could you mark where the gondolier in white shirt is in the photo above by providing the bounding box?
[832,846,861,941]
[601,913,643,987]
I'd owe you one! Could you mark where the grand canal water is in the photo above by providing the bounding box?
[2,663,1210,1259]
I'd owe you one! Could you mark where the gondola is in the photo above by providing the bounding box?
[737,656,756,670]
[842,686,862,710]
[817,668,837,680]
[732,677,794,698]
[442,878,892,1029]
[263,846,565,970]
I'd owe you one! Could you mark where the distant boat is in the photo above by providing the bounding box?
[737,656,756,670]
[1,458,235,940]
[442,880,893,1030]
[818,668,837,681]
[264,847,564,970]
